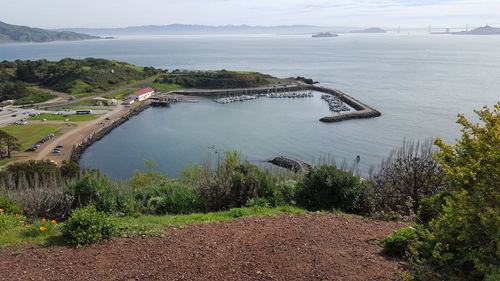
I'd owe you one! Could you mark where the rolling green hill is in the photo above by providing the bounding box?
[0,21,100,43]
[0,58,162,102]
[154,70,282,89]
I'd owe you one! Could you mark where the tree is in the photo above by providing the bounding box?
[0,130,20,158]
[410,103,499,280]
[4,134,20,158]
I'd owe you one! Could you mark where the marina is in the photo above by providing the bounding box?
[212,91,313,104]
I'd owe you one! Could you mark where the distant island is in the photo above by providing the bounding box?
[0,21,101,43]
[349,27,387,33]
[312,32,338,38]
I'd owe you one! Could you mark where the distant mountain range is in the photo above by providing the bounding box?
[0,21,101,43]
[55,24,363,36]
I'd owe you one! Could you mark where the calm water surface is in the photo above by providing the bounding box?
[1,34,498,178]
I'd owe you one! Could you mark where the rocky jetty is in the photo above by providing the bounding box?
[269,156,312,173]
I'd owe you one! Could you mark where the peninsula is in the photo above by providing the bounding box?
[0,21,101,43]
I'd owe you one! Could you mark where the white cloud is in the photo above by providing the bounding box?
[1,0,499,28]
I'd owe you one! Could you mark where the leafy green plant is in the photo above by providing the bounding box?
[0,212,24,232]
[62,206,118,247]
[382,227,418,257]
[245,197,270,208]
[295,165,374,214]
[134,180,207,215]
[0,196,23,215]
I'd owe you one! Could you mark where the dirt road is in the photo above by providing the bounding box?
[0,214,405,281]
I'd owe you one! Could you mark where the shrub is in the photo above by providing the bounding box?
[66,173,134,215]
[0,196,23,215]
[8,187,73,220]
[134,180,206,215]
[416,191,452,225]
[382,227,418,257]
[370,140,445,216]
[295,165,374,214]
[408,104,500,281]
[62,206,118,247]
[184,151,284,210]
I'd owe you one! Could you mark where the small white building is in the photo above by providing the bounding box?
[128,87,155,102]
[123,98,135,105]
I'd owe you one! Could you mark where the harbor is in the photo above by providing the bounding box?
[212,91,313,104]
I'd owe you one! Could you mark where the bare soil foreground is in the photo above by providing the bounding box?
[0,214,405,281]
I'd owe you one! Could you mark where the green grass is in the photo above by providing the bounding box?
[0,206,306,249]
[0,157,18,167]
[0,124,65,150]
[30,113,98,122]
[151,83,184,90]
[116,206,306,237]
[104,89,137,99]
[14,88,56,105]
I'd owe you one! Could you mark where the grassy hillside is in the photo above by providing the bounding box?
[154,70,282,89]
[0,58,162,102]
[0,21,99,43]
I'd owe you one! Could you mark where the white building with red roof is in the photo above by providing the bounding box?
[128,87,155,102]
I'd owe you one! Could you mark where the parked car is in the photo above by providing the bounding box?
[52,149,61,153]
[56,145,64,149]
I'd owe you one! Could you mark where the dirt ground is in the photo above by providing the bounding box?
[0,214,406,281]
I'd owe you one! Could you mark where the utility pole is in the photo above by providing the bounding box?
[428,24,431,33]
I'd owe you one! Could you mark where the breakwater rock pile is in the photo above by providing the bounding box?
[269,156,312,173]
[310,86,381,123]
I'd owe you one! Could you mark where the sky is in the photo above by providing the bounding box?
[1,0,499,28]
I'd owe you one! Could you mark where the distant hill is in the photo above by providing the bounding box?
[455,25,500,35]
[56,24,358,36]
[0,21,100,43]
[349,27,387,33]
